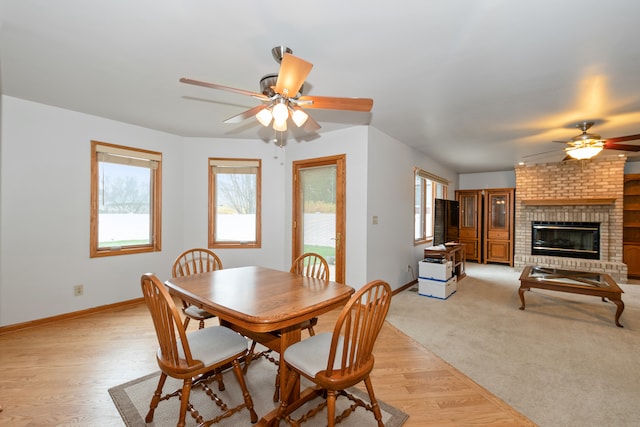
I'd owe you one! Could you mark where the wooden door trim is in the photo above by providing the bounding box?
[292,155,346,283]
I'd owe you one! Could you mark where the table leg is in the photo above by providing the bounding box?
[518,286,528,310]
[611,298,625,328]
[254,325,303,427]
[279,325,302,401]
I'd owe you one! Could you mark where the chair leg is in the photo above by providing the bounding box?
[272,365,280,402]
[145,373,168,422]
[182,316,191,330]
[231,359,258,423]
[215,369,225,391]
[363,376,384,427]
[177,378,193,427]
[243,340,258,374]
[307,325,316,336]
[198,319,205,329]
[326,389,337,427]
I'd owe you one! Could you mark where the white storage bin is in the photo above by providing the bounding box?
[418,259,453,281]
[418,276,457,299]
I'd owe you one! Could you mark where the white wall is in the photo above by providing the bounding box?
[459,170,515,190]
[367,127,459,289]
[625,160,640,174]
[0,96,184,325]
[180,137,287,270]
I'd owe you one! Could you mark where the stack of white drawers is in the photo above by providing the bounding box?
[418,259,457,299]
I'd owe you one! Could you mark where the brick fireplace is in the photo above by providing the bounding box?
[514,157,627,282]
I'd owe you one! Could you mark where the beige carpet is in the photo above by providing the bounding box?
[387,263,640,427]
[109,356,407,426]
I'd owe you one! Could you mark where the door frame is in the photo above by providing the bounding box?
[292,154,346,283]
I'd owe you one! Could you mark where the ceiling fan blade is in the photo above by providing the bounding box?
[180,77,268,100]
[604,142,640,152]
[275,53,313,97]
[521,149,562,158]
[604,134,640,144]
[223,104,268,124]
[297,95,374,112]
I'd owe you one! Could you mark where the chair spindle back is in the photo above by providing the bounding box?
[290,252,329,280]
[172,248,223,277]
[326,280,391,377]
[141,273,196,370]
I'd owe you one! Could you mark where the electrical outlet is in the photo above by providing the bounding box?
[74,284,84,296]
[407,264,412,272]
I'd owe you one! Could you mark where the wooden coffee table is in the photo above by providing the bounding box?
[518,266,625,327]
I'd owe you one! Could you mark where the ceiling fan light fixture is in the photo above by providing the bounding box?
[273,118,288,132]
[291,109,309,127]
[566,140,604,160]
[256,108,273,127]
[272,102,289,122]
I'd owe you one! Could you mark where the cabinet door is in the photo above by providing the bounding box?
[456,190,482,262]
[486,191,511,239]
[458,192,479,237]
[484,188,515,265]
[486,241,510,263]
[459,239,478,260]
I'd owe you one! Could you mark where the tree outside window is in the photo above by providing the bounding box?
[209,158,261,248]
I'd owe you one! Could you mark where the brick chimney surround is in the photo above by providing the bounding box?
[514,157,627,282]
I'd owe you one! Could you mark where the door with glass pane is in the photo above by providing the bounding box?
[292,155,345,283]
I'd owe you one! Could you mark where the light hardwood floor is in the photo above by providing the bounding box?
[0,299,535,426]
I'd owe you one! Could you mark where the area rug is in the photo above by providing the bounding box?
[387,263,640,427]
[109,357,407,426]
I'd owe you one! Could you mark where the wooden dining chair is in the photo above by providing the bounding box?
[140,273,258,426]
[289,252,330,336]
[172,248,223,330]
[245,253,330,401]
[290,252,330,280]
[274,279,392,427]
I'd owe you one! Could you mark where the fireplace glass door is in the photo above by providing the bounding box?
[532,222,599,259]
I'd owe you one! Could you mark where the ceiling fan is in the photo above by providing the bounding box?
[180,46,373,135]
[554,121,640,160]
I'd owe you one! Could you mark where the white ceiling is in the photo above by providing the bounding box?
[2,0,640,173]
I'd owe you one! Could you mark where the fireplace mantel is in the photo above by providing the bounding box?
[520,198,616,206]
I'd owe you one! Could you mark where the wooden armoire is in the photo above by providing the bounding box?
[455,188,515,266]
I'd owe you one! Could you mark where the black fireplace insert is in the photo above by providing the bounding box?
[531,221,600,259]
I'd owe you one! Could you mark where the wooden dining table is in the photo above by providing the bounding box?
[164,265,354,425]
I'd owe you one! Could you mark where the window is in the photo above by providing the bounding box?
[90,141,162,257]
[414,168,448,244]
[209,158,261,248]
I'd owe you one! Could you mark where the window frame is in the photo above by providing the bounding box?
[208,157,262,249]
[414,168,448,245]
[90,140,162,258]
